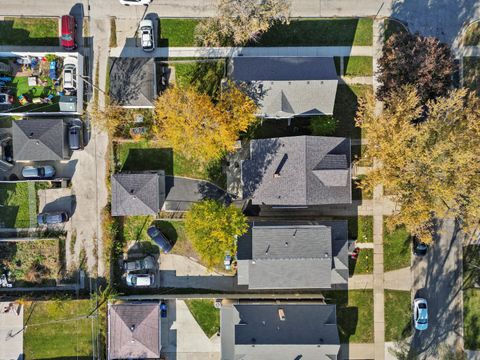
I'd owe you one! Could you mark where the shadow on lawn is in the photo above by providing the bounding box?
[0,20,59,46]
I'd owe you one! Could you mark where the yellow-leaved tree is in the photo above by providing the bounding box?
[356,86,480,243]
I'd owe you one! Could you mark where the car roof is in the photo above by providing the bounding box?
[134,274,151,285]
[140,19,153,27]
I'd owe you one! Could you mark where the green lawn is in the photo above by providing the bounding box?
[383,18,407,42]
[464,245,480,350]
[352,175,373,201]
[185,299,220,338]
[384,290,412,341]
[343,56,373,76]
[463,57,480,95]
[326,290,374,343]
[115,140,226,188]
[349,248,373,275]
[0,17,58,46]
[255,18,373,46]
[342,216,373,243]
[333,84,373,139]
[174,60,225,97]
[384,219,411,272]
[463,21,480,46]
[23,300,93,359]
[158,19,200,47]
[0,183,30,228]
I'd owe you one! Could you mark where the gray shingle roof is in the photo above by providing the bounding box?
[109,57,156,108]
[232,57,338,118]
[221,303,340,360]
[241,136,351,206]
[111,172,165,216]
[12,119,68,161]
[237,221,348,289]
[108,303,160,359]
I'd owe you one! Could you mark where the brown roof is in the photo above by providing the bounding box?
[108,303,160,359]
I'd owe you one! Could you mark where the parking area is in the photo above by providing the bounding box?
[0,302,23,360]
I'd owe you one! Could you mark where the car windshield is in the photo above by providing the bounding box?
[417,318,427,324]
[62,34,73,41]
[38,168,45,177]
[418,303,427,309]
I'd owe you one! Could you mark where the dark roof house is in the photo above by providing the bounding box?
[109,57,157,108]
[108,303,161,359]
[237,221,348,289]
[111,171,166,216]
[241,135,351,206]
[231,57,338,119]
[221,302,340,360]
[12,119,69,161]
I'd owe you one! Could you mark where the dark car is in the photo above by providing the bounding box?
[37,211,69,225]
[160,302,167,318]
[61,15,77,51]
[413,236,428,257]
[68,118,83,150]
[147,226,173,253]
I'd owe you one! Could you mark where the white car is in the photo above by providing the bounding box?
[119,0,152,5]
[413,298,428,331]
[139,19,155,52]
[63,57,77,92]
[126,272,155,287]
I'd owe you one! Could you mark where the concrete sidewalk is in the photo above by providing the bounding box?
[340,343,375,359]
[384,267,411,291]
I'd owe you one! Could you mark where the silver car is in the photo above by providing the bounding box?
[139,19,154,52]
[22,165,55,179]
[63,63,77,92]
[123,256,156,272]
[126,272,155,287]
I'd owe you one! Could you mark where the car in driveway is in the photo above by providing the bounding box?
[119,0,152,5]
[22,165,55,179]
[139,19,155,52]
[123,256,156,272]
[126,272,155,287]
[68,118,83,150]
[413,298,428,331]
[147,226,174,253]
[413,236,428,257]
[37,211,69,225]
[61,15,77,51]
[63,59,77,92]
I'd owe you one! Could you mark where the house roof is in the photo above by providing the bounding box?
[221,303,340,360]
[12,119,68,161]
[237,221,349,289]
[111,172,165,216]
[232,57,338,118]
[109,57,156,108]
[241,136,351,206]
[108,303,160,359]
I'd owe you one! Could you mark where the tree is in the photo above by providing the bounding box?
[355,86,480,243]
[153,84,257,164]
[377,32,456,103]
[195,0,290,46]
[185,200,248,269]
[89,103,128,135]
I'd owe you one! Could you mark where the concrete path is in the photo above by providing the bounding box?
[356,242,374,249]
[339,76,373,85]
[0,303,23,360]
[349,274,373,290]
[384,267,411,291]
[466,350,480,359]
[460,46,480,56]
[340,343,375,359]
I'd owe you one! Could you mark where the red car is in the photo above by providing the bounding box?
[61,15,77,51]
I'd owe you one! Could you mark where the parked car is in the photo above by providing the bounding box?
[139,19,154,52]
[119,0,152,5]
[413,236,428,257]
[61,15,77,51]
[126,272,155,287]
[160,302,167,318]
[63,60,77,92]
[147,226,174,253]
[37,211,69,225]
[413,298,428,331]
[22,165,55,179]
[68,118,83,150]
[123,256,156,272]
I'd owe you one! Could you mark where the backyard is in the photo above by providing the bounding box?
[185,299,220,338]
[23,299,93,360]
[0,17,58,46]
[173,59,226,97]
[0,183,30,228]
[383,218,411,272]
[384,290,412,341]
[464,245,480,350]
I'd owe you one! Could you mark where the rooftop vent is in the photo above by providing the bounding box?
[278,308,286,321]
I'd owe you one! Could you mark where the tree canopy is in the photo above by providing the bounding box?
[356,86,480,243]
[153,84,257,165]
[377,32,456,103]
[195,0,290,46]
[185,200,248,269]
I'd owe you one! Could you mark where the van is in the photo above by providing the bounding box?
[61,15,77,51]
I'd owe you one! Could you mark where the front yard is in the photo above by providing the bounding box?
[349,248,373,275]
[0,183,30,228]
[0,17,58,46]
[384,290,412,341]
[464,245,480,350]
[345,216,374,243]
[335,56,373,77]
[23,299,93,360]
[383,218,411,272]
[185,299,220,338]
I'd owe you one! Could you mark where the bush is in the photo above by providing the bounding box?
[310,116,338,136]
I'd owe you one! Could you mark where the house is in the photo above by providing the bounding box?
[237,221,348,289]
[108,302,161,360]
[241,135,351,207]
[231,57,338,119]
[221,302,340,360]
[12,118,70,161]
[108,57,157,108]
[111,171,166,216]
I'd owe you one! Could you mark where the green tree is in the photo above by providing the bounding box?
[185,200,248,268]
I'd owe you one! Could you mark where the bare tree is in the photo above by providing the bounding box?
[195,0,290,46]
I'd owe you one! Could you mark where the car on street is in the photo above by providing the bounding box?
[68,118,83,150]
[413,235,428,257]
[37,211,69,225]
[119,0,152,5]
[22,165,55,179]
[61,15,77,51]
[123,256,156,272]
[147,226,174,253]
[161,302,167,318]
[413,298,428,331]
[139,19,155,52]
[126,272,155,287]
[63,59,77,92]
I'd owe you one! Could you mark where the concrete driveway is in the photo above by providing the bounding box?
[161,299,220,360]
[0,302,23,360]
